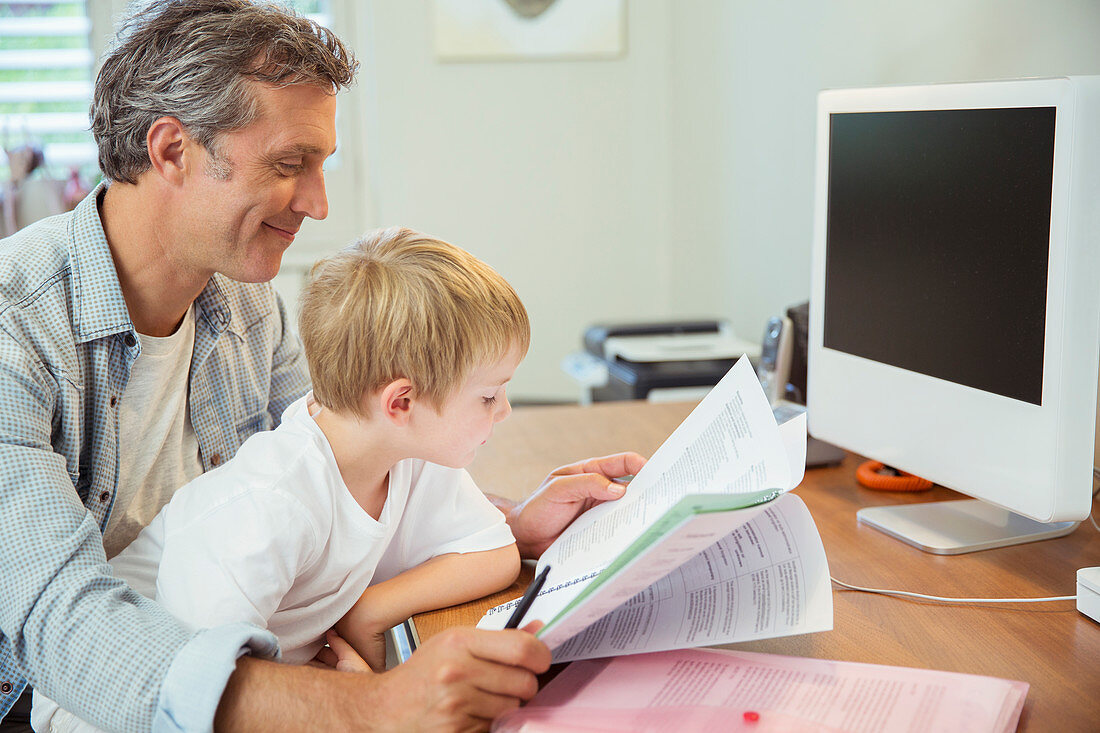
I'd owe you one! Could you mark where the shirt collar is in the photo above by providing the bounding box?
[194,274,232,336]
[69,181,133,345]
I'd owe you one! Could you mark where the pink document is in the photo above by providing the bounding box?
[493,648,1027,733]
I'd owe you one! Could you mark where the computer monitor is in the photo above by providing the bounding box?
[807,76,1100,554]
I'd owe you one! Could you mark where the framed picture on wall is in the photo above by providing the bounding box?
[434,0,625,61]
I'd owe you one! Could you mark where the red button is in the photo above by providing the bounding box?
[210,454,222,466]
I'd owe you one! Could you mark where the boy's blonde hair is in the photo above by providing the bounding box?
[299,226,530,415]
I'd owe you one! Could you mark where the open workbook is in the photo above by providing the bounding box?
[478,357,833,663]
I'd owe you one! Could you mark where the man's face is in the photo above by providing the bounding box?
[182,82,337,283]
[410,346,523,469]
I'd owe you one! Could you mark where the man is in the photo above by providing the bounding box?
[0,2,643,731]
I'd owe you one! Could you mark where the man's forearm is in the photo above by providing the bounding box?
[485,492,517,517]
[487,493,540,558]
[215,656,367,731]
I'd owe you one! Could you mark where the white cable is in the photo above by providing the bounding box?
[830,576,1075,604]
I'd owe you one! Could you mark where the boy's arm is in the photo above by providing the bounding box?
[335,544,520,669]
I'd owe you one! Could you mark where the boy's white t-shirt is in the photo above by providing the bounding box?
[111,392,515,664]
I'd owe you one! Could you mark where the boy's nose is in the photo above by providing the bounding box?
[495,396,512,423]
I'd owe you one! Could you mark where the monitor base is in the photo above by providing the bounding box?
[857,499,1078,555]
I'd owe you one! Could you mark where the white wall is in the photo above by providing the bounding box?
[355,1,673,401]
[352,0,1100,402]
[665,0,1100,343]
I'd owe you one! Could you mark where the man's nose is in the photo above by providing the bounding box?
[293,168,328,220]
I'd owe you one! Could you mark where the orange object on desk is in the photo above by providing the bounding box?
[856,460,933,491]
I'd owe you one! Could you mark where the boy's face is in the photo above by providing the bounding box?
[411,345,523,468]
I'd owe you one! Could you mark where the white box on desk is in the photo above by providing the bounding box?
[1076,566,1100,623]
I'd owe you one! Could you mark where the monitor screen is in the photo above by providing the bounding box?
[824,108,1054,406]
[808,77,1100,551]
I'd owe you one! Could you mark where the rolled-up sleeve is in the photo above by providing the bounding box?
[154,624,279,733]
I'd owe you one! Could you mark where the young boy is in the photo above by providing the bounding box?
[33,227,530,731]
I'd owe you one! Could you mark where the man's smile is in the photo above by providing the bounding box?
[263,222,299,241]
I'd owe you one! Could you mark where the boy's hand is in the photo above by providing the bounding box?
[499,452,647,558]
[313,629,374,673]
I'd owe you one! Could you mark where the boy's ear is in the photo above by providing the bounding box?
[379,379,415,426]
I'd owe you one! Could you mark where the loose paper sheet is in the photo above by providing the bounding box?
[493,648,1028,733]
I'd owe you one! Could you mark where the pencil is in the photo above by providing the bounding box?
[504,564,551,629]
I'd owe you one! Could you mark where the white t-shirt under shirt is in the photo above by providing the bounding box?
[112,393,515,664]
[102,306,203,559]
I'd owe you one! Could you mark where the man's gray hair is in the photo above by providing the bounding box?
[91,0,358,184]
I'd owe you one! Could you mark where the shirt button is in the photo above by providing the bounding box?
[0,681,11,694]
[109,396,118,408]
[210,454,222,466]
[123,333,137,348]
[99,491,110,503]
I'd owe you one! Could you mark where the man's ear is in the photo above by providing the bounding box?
[145,116,191,186]
[379,379,415,426]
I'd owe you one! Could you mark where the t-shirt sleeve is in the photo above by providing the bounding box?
[385,464,515,570]
[153,489,317,632]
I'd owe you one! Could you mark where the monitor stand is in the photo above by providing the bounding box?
[857,499,1079,555]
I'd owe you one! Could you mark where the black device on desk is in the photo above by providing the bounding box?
[583,320,752,402]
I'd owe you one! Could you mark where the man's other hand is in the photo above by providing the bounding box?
[218,626,549,732]
[366,626,550,731]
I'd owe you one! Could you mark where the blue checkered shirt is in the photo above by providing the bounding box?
[0,184,311,731]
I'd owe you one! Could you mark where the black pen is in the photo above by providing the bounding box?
[504,564,551,629]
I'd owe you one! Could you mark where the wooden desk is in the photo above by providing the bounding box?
[415,400,1100,732]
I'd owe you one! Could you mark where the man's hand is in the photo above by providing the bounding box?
[366,626,550,730]
[497,452,647,559]
[218,626,550,731]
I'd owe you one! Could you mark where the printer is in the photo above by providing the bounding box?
[563,320,761,403]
